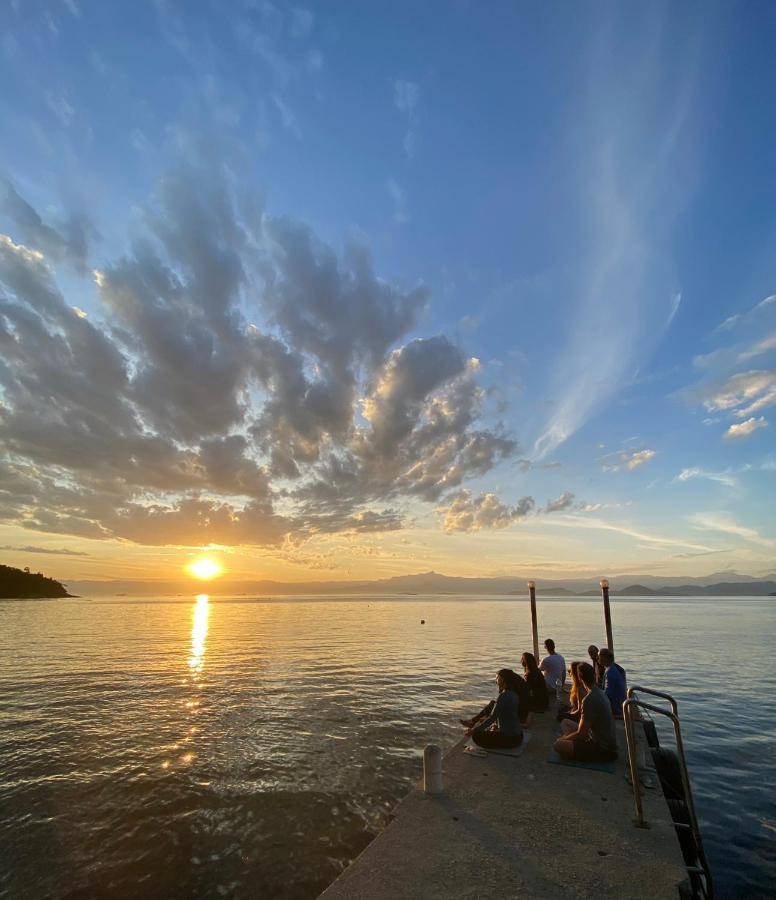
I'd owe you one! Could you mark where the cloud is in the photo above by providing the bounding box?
[0,545,88,556]
[688,512,774,547]
[546,515,715,553]
[737,332,776,363]
[544,491,575,513]
[272,94,302,139]
[724,416,768,439]
[387,179,409,224]
[533,11,699,458]
[440,490,534,534]
[1,179,94,273]
[394,80,419,113]
[674,467,737,487]
[0,170,515,548]
[702,370,776,419]
[601,448,656,472]
[393,79,419,158]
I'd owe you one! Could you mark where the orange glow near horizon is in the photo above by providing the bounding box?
[186,556,223,580]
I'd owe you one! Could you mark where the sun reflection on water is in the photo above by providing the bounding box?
[189,594,209,674]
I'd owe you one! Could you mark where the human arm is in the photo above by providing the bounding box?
[472,693,504,733]
[563,702,591,742]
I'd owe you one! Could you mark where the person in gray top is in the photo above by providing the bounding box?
[553,662,618,763]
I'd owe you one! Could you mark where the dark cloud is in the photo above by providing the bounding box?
[0,170,516,547]
[1,180,94,274]
[544,491,575,513]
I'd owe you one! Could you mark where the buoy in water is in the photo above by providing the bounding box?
[421,619,425,624]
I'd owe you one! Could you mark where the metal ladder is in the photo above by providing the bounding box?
[623,686,713,900]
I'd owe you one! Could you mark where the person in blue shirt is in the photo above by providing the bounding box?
[599,648,626,718]
[463,669,523,749]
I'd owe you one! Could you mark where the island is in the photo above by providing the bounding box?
[0,564,73,599]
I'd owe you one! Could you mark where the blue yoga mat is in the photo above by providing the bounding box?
[546,748,616,773]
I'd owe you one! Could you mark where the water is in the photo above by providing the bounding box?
[1,595,774,899]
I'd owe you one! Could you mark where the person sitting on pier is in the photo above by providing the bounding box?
[539,638,566,693]
[599,648,627,718]
[520,651,548,713]
[587,645,605,687]
[553,662,618,763]
[462,669,523,749]
[556,661,583,723]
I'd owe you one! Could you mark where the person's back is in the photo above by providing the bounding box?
[540,651,566,688]
[599,649,626,717]
[493,688,522,735]
[580,685,617,754]
[539,639,565,689]
[526,668,548,712]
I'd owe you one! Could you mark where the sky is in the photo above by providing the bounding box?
[0,0,775,584]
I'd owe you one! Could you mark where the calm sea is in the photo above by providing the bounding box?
[1,595,774,899]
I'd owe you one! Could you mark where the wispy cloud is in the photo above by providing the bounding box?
[393,79,420,158]
[601,448,656,472]
[0,544,88,556]
[725,416,767,439]
[688,512,774,548]
[387,178,409,224]
[534,11,700,457]
[738,332,776,363]
[674,467,738,487]
[545,515,715,553]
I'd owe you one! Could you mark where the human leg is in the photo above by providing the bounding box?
[460,699,495,728]
[471,730,523,750]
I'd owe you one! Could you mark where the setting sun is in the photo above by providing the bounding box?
[186,556,222,580]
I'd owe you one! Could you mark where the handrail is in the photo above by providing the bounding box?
[623,693,713,899]
[627,684,678,716]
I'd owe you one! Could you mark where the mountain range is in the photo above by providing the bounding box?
[61,570,776,598]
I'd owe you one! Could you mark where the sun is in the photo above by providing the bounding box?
[186,556,222,580]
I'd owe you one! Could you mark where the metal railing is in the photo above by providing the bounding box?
[623,686,713,900]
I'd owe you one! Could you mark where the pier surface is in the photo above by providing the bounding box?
[321,705,687,899]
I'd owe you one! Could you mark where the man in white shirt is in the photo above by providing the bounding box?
[539,638,566,691]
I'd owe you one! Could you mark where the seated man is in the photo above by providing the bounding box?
[553,662,618,763]
[598,647,626,718]
[539,638,566,692]
[587,644,605,687]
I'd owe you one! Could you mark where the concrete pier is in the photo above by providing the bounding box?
[321,703,687,899]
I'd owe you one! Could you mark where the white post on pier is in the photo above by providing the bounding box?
[528,580,539,664]
[423,744,443,794]
[600,578,614,653]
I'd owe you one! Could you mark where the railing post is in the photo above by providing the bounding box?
[600,578,614,653]
[623,699,647,828]
[423,744,443,794]
[527,580,539,664]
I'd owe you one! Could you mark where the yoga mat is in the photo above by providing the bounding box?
[464,731,532,758]
[546,748,615,773]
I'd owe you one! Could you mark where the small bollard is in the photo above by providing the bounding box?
[423,744,443,794]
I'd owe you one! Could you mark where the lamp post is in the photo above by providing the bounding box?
[528,580,539,663]
[601,578,613,652]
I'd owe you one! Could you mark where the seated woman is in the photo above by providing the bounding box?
[556,661,583,723]
[463,669,523,749]
[520,652,548,714]
[553,662,618,763]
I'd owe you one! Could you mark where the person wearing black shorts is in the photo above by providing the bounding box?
[553,662,618,763]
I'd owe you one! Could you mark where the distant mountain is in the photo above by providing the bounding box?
[63,570,776,598]
[0,564,73,599]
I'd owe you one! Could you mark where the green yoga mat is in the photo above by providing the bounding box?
[547,748,616,773]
